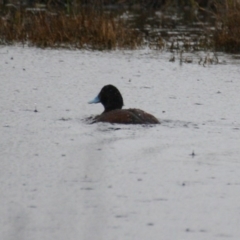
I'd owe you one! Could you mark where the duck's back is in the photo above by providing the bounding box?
[94,109,160,124]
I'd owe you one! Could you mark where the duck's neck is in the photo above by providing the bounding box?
[104,106,122,113]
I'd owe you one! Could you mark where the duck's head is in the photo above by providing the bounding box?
[88,85,124,112]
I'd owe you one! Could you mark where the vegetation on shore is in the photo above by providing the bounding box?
[0,9,143,49]
[213,1,240,52]
[0,0,240,52]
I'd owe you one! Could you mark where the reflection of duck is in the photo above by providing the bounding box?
[88,85,160,124]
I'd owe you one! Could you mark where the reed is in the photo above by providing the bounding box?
[0,8,143,49]
[213,0,240,52]
[2,1,240,52]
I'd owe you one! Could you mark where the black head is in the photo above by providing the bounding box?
[89,85,124,112]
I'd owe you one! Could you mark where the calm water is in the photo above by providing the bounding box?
[1,46,240,240]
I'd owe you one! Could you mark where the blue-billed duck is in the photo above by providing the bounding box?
[88,85,160,124]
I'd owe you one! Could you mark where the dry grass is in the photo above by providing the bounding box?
[2,1,240,52]
[0,8,143,49]
[213,0,240,52]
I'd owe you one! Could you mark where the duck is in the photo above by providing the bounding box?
[88,85,160,124]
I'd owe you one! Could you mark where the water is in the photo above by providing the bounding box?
[1,45,240,240]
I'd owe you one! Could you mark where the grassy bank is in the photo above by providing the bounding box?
[213,1,240,52]
[0,4,209,51]
[1,0,240,52]
[0,9,143,49]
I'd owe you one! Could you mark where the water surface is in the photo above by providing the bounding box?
[1,46,240,240]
